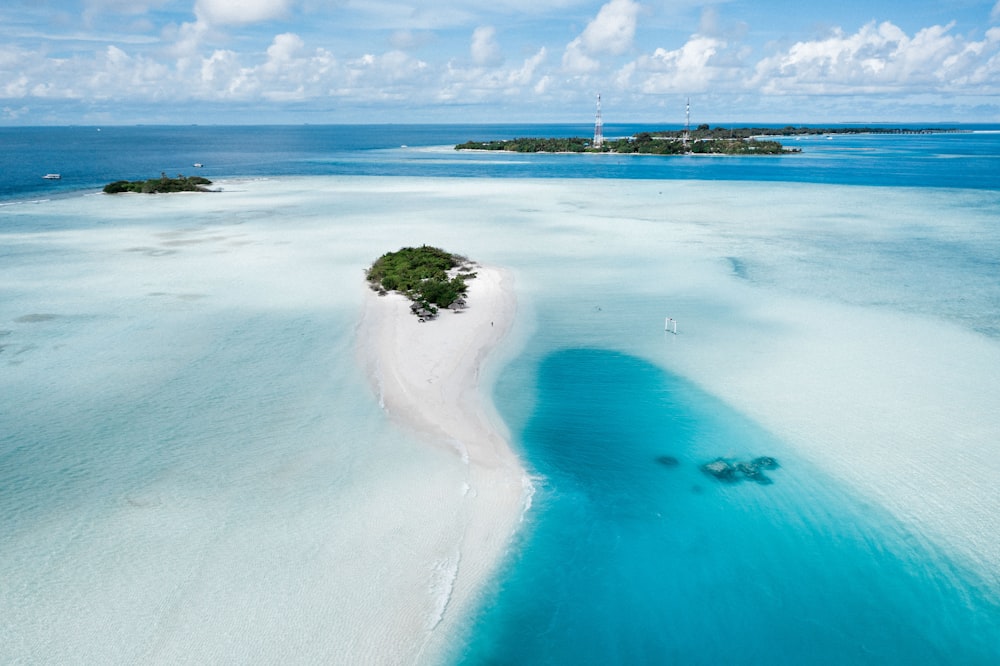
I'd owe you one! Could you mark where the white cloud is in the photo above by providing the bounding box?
[2,105,30,120]
[389,30,435,50]
[200,49,246,94]
[562,37,600,73]
[439,47,547,102]
[2,3,998,121]
[754,21,1000,95]
[699,6,720,37]
[993,2,1000,23]
[561,0,639,73]
[3,73,30,99]
[266,32,304,64]
[625,35,727,93]
[80,0,173,30]
[516,47,547,84]
[344,50,428,92]
[79,45,171,100]
[167,18,210,59]
[579,0,640,55]
[195,0,294,26]
[471,26,502,66]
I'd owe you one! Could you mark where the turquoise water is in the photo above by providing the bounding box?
[461,349,1000,664]
[2,126,1000,663]
[3,124,1000,203]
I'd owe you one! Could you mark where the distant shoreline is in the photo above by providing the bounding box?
[456,126,968,156]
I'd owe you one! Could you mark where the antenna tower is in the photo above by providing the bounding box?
[593,94,604,148]
[684,97,690,147]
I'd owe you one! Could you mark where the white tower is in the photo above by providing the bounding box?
[683,97,690,148]
[593,94,604,148]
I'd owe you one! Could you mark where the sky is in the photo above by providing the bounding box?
[2,0,999,125]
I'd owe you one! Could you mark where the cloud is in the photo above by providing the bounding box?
[3,3,998,122]
[70,45,171,101]
[200,49,249,96]
[993,2,1000,23]
[2,105,30,120]
[82,0,174,23]
[266,32,304,64]
[389,30,435,50]
[698,6,720,37]
[439,47,547,101]
[471,26,502,66]
[562,38,599,73]
[514,47,547,85]
[753,21,1000,95]
[195,0,294,26]
[562,0,639,73]
[579,0,640,55]
[622,35,727,93]
[344,51,428,93]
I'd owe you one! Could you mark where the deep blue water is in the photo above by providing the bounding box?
[459,350,1000,664]
[2,124,999,203]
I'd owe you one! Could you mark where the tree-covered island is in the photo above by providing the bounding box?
[455,125,962,156]
[103,173,213,194]
[366,245,477,320]
[456,133,794,155]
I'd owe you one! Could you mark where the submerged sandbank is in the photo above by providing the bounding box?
[4,174,997,661]
[357,264,529,661]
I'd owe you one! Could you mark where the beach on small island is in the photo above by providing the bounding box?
[357,263,530,661]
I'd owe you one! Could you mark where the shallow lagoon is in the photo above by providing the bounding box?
[2,173,999,663]
[462,350,999,664]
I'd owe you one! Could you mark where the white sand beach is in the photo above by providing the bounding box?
[357,265,529,662]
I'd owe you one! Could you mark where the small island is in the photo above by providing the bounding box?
[103,173,213,194]
[457,133,795,155]
[456,125,964,156]
[366,245,477,321]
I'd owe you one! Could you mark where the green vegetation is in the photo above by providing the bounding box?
[455,125,962,157]
[366,245,476,317]
[605,133,791,155]
[655,125,960,140]
[456,133,796,155]
[456,137,591,152]
[103,173,213,194]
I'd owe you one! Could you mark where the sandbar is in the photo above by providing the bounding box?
[357,264,529,661]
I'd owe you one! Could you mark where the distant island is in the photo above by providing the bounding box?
[103,173,213,194]
[366,245,477,321]
[457,134,794,155]
[456,125,963,156]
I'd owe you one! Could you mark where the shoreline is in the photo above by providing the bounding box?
[357,264,529,661]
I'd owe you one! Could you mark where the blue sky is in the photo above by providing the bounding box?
[2,0,999,124]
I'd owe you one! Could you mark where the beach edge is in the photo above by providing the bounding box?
[356,264,530,662]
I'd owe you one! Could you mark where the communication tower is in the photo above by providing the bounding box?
[593,94,604,148]
[683,97,691,147]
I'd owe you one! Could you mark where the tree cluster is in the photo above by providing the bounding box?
[103,173,213,194]
[366,245,476,315]
[456,137,591,152]
[652,126,957,140]
[456,133,797,155]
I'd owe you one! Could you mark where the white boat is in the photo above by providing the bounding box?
[193,163,203,168]
[43,173,61,180]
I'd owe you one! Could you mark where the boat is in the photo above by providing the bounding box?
[193,163,203,168]
[43,173,61,180]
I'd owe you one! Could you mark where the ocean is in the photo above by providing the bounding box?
[2,124,999,664]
